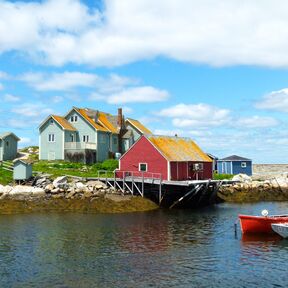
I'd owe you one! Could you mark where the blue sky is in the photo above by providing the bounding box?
[0,0,288,163]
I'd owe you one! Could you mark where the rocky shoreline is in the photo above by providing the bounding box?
[0,176,158,214]
[218,173,288,202]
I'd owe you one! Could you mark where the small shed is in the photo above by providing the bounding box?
[207,153,218,172]
[13,159,33,181]
[118,135,213,181]
[217,155,252,176]
[0,132,20,161]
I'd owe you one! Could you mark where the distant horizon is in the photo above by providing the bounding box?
[1,0,288,164]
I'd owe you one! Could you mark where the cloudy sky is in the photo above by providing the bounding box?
[0,0,288,163]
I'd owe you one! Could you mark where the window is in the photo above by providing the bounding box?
[74,115,78,122]
[48,134,55,142]
[113,137,117,145]
[71,116,74,122]
[100,134,106,144]
[71,134,74,142]
[6,141,9,147]
[50,119,54,125]
[241,162,247,168]
[139,163,147,172]
[83,135,89,142]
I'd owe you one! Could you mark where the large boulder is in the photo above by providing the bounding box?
[232,174,252,183]
[53,176,67,188]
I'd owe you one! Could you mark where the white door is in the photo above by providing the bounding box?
[48,151,56,161]
[222,162,227,174]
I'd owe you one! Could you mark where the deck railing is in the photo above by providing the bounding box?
[64,142,96,150]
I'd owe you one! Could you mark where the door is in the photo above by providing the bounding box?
[48,151,56,161]
[222,162,227,174]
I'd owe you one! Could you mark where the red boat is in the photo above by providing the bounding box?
[239,214,288,234]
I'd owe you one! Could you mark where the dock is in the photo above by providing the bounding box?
[88,170,237,208]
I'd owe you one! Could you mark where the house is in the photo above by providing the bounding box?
[0,132,20,161]
[217,155,252,176]
[39,107,152,163]
[118,135,213,181]
[207,153,218,172]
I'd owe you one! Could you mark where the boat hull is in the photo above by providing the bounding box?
[239,214,288,234]
[271,223,288,238]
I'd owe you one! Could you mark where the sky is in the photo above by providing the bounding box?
[0,0,288,163]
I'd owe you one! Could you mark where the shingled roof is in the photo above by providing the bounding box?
[219,155,251,161]
[126,118,152,135]
[148,135,212,162]
[0,132,20,141]
[52,115,77,131]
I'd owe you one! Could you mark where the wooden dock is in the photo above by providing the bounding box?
[88,170,237,208]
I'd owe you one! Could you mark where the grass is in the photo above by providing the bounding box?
[33,159,119,179]
[0,168,13,185]
[213,172,234,180]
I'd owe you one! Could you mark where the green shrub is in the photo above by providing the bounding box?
[101,159,119,171]
[213,172,234,180]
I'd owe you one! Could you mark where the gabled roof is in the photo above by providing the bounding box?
[98,111,118,133]
[73,108,109,132]
[52,115,77,131]
[126,118,152,135]
[39,115,76,131]
[219,155,252,161]
[0,132,20,141]
[147,135,212,162]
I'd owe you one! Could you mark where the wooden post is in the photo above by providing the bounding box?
[142,172,144,197]
[159,175,162,205]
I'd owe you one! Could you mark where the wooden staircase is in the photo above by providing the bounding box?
[0,161,13,172]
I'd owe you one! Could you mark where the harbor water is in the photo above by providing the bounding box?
[0,202,288,287]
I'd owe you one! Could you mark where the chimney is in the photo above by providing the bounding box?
[117,108,124,154]
[117,108,123,129]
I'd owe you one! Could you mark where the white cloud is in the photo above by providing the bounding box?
[20,71,136,92]
[255,88,288,112]
[2,1,288,67]
[105,86,169,104]
[11,103,53,118]
[158,103,230,128]
[3,94,20,102]
[236,116,279,128]
[0,71,8,79]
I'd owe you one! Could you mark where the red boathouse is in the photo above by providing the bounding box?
[118,135,213,181]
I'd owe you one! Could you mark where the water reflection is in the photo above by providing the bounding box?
[0,203,288,287]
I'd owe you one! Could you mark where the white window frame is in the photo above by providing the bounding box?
[241,162,247,168]
[74,115,78,122]
[139,163,148,172]
[71,116,74,122]
[71,134,74,142]
[48,134,55,142]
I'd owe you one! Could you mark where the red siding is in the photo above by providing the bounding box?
[119,136,168,180]
[170,161,213,180]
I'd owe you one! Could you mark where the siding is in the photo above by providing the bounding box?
[126,123,142,142]
[170,161,213,180]
[65,110,96,144]
[232,161,252,176]
[119,136,168,180]
[39,120,64,160]
[111,134,119,153]
[217,161,233,174]
[13,162,32,180]
[97,131,110,162]
[1,135,18,161]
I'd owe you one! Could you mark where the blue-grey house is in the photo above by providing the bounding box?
[0,132,20,161]
[39,107,152,163]
[217,155,252,176]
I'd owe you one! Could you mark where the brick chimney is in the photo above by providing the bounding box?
[117,108,123,129]
[117,108,124,153]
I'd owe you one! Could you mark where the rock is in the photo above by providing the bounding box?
[35,178,47,186]
[232,174,252,183]
[66,190,76,199]
[51,188,60,194]
[0,185,13,194]
[45,183,54,192]
[31,187,45,197]
[84,191,93,198]
[105,194,132,202]
[53,176,67,188]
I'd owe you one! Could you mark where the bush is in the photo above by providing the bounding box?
[101,159,119,171]
[213,172,233,180]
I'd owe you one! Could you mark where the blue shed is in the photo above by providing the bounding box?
[13,159,33,181]
[217,155,252,176]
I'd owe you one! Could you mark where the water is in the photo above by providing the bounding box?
[0,202,288,288]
